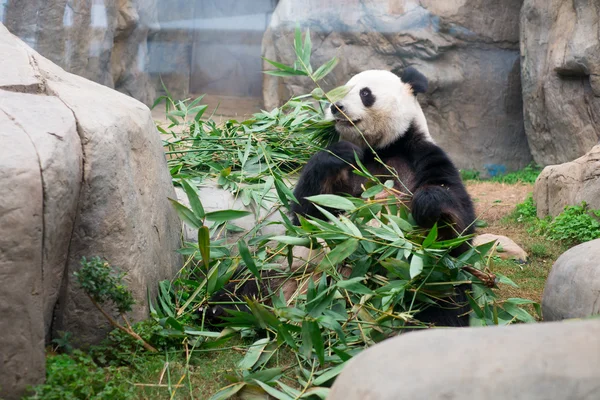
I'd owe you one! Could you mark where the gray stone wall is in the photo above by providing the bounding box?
[262,0,533,175]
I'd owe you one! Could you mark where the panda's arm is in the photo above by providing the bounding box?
[291,141,363,224]
[409,144,475,236]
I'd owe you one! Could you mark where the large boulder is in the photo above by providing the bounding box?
[329,319,600,400]
[262,0,532,175]
[0,24,181,399]
[533,144,600,217]
[3,0,158,105]
[521,0,600,166]
[542,239,600,321]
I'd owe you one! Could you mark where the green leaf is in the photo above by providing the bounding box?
[361,184,384,198]
[321,239,359,269]
[309,320,325,365]
[302,28,312,72]
[264,70,308,77]
[313,57,339,81]
[503,302,536,323]
[262,57,307,76]
[238,240,261,280]
[206,263,220,296]
[205,210,252,222]
[422,223,438,248]
[198,225,210,268]
[274,177,299,207]
[271,236,311,246]
[237,338,270,370]
[294,25,304,63]
[409,253,424,279]
[326,85,351,103]
[496,273,519,288]
[311,87,325,99]
[306,194,356,211]
[300,320,313,360]
[300,387,330,399]
[253,380,294,400]
[337,277,374,295]
[208,383,246,400]
[168,198,201,229]
[180,180,205,220]
[312,362,347,386]
[244,367,284,384]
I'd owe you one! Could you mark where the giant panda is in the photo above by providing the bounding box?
[208,68,476,328]
[290,68,476,326]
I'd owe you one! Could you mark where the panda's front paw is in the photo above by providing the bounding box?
[411,185,460,229]
[325,141,364,165]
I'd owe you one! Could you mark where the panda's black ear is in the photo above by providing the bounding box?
[401,67,428,94]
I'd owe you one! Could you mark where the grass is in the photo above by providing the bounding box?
[461,163,542,184]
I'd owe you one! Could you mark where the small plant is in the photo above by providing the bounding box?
[460,169,480,181]
[74,257,157,352]
[529,242,550,258]
[510,197,600,245]
[51,331,74,354]
[542,202,600,244]
[510,195,538,223]
[25,350,134,400]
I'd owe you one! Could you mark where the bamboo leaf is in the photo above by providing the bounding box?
[205,210,251,222]
[180,180,205,219]
[306,194,356,211]
[409,253,424,279]
[168,198,201,229]
[238,240,261,280]
[253,380,294,400]
[422,223,438,248]
[238,338,270,370]
[312,362,347,386]
[198,225,210,269]
[321,238,359,269]
[326,85,351,103]
[308,320,325,365]
[313,57,339,81]
[208,383,246,400]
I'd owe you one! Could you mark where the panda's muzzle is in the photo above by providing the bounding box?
[331,103,360,125]
[331,102,345,116]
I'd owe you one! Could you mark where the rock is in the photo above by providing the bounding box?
[542,239,600,321]
[473,233,528,261]
[329,319,600,400]
[0,111,46,400]
[521,0,600,166]
[3,0,158,105]
[0,24,181,399]
[262,0,532,176]
[533,145,600,218]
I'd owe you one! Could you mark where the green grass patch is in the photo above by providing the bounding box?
[507,196,600,245]
[461,163,542,184]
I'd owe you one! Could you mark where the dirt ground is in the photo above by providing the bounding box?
[466,181,533,224]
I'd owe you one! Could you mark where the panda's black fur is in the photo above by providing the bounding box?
[208,68,476,328]
[290,67,476,327]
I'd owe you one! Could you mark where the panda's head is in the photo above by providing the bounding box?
[327,68,431,149]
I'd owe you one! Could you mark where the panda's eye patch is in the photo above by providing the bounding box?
[359,87,375,107]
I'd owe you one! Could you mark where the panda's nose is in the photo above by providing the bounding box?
[331,103,344,115]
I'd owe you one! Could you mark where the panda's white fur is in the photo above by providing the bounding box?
[326,69,432,148]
